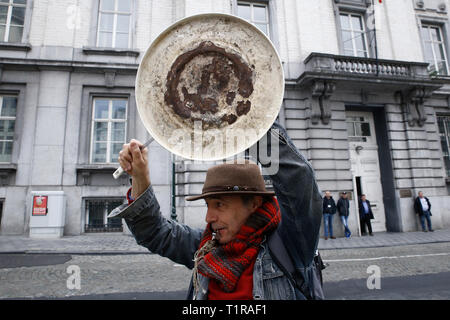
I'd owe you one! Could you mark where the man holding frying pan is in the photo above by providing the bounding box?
[112,121,323,300]
[109,13,324,300]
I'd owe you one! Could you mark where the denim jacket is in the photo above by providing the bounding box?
[109,121,323,300]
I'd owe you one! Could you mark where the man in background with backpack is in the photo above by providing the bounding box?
[110,121,324,300]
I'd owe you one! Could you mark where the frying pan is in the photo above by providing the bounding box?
[114,13,284,178]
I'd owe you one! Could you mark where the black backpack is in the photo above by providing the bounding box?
[268,230,326,300]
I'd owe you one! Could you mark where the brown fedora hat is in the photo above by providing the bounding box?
[185,160,275,201]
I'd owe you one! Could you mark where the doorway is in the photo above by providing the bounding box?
[355,176,362,199]
[346,111,387,233]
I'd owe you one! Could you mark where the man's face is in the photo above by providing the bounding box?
[205,195,262,244]
[419,192,424,198]
[325,191,331,198]
[342,193,347,199]
[361,195,366,201]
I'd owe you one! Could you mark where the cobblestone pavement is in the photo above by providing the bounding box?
[320,242,450,283]
[0,254,192,299]
[1,228,449,254]
[0,233,148,254]
[0,242,449,299]
[321,242,450,300]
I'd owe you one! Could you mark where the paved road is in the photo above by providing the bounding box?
[0,253,192,299]
[321,242,450,299]
[19,273,450,300]
[323,272,450,300]
[1,242,449,300]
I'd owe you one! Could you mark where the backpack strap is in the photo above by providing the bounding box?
[267,229,295,274]
[267,230,311,299]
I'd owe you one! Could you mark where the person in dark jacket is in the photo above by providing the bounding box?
[112,122,324,300]
[337,192,351,238]
[322,191,336,240]
[358,194,374,236]
[414,191,434,232]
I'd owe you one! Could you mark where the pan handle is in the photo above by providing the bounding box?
[112,137,155,179]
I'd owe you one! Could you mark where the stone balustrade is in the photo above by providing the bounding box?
[333,57,410,76]
[301,52,431,80]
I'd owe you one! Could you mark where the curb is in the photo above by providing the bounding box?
[318,239,450,251]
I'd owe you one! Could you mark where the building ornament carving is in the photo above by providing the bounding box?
[397,87,432,127]
[310,80,336,125]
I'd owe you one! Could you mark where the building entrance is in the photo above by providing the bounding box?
[346,111,387,233]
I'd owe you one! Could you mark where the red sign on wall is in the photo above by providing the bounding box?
[32,196,48,216]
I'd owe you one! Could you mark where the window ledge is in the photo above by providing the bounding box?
[76,164,119,173]
[431,75,450,80]
[0,163,17,171]
[82,46,140,57]
[76,164,129,186]
[0,163,17,186]
[0,42,32,52]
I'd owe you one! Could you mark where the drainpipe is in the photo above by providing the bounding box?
[371,0,380,76]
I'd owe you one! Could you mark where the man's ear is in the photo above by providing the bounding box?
[252,196,263,211]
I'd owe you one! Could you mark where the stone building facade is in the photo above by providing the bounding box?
[0,0,449,237]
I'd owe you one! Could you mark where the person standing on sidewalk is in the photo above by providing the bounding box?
[337,192,351,238]
[359,194,374,236]
[414,191,434,232]
[322,191,336,240]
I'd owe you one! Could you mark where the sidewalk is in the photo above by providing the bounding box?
[0,233,148,254]
[0,229,449,254]
[318,228,450,250]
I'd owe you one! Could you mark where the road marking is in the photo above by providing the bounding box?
[324,252,450,263]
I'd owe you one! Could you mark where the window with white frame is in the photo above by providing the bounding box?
[237,1,269,36]
[437,115,450,177]
[421,24,449,76]
[346,115,371,142]
[0,96,17,163]
[90,98,127,164]
[0,0,26,43]
[97,0,132,48]
[339,12,369,58]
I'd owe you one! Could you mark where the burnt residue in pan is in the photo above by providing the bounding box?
[164,41,254,126]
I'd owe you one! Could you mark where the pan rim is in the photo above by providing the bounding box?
[135,12,285,161]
